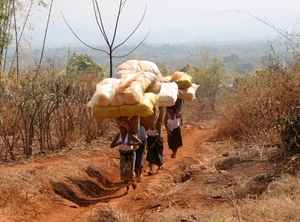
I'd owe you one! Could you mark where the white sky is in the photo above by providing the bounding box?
[35,0,300,32]
[26,0,300,47]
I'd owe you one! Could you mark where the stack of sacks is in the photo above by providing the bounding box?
[114,59,163,94]
[87,77,157,119]
[87,60,163,120]
[114,60,163,128]
[164,71,199,101]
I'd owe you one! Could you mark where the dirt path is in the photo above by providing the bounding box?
[0,122,279,222]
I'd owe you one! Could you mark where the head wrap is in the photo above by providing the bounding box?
[118,120,130,132]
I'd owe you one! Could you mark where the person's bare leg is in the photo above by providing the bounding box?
[124,180,129,194]
[138,166,143,180]
[148,163,153,175]
[171,149,177,158]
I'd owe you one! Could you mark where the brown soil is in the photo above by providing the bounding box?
[0,121,283,222]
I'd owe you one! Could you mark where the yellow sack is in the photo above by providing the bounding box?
[163,75,172,82]
[92,93,158,119]
[176,74,192,89]
[119,93,158,117]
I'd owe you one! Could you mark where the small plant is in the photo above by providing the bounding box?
[280,106,300,155]
[212,218,225,222]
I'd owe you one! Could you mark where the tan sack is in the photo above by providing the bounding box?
[170,71,185,82]
[114,60,163,94]
[115,74,151,104]
[178,84,200,101]
[87,78,121,108]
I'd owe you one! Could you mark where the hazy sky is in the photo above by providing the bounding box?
[30,0,300,46]
[38,0,300,29]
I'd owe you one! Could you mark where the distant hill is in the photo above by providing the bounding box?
[33,15,296,48]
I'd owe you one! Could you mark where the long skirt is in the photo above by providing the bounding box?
[119,151,136,181]
[146,135,164,166]
[167,126,183,150]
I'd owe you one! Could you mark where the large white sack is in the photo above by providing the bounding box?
[114,60,163,94]
[158,82,178,107]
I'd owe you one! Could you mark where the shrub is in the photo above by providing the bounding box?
[215,62,300,153]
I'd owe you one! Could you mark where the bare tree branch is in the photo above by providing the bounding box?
[92,0,109,44]
[39,0,53,65]
[61,12,109,55]
[113,29,150,58]
[63,0,150,77]
[113,4,147,51]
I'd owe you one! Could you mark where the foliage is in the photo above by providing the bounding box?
[0,61,108,160]
[215,61,300,153]
[66,52,105,77]
[0,0,14,63]
[192,51,226,110]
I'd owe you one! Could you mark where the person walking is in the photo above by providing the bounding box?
[146,121,164,175]
[164,105,183,158]
[135,125,148,181]
[110,122,142,194]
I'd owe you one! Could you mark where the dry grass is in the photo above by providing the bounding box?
[215,63,300,155]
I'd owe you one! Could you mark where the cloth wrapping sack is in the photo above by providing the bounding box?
[158,82,178,107]
[92,93,158,119]
[87,78,121,108]
[87,75,151,108]
[114,60,163,94]
[178,83,200,101]
[115,73,151,105]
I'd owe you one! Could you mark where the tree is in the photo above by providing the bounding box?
[66,52,105,77]
[0,0,47,85]
[63,0,150,77]
[194,51,224,110]
[0,0,14,76]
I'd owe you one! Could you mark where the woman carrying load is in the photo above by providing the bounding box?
[111,121,142,194]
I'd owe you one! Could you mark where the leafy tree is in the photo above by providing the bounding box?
[194,51,224,110]
[0,0,14,73]
[158,64,172,76]
[66,52,106,77]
